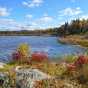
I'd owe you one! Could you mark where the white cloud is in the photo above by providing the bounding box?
[0,18,25,30]
[0,18,39,30]
[59,7,82,16]
[0,19,15,25]
[22,0,43,8]
[25,14,33,19]
[80,15,88,20]
[25,14,54,29]
[0,7,10,16]
[0,14,53,30]
[36,15,53,23]
[38,16,53,23]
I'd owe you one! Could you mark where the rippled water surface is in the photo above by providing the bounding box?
[0,36,87,62]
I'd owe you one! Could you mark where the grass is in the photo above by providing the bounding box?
[64,55,77,63]
[59,35,88,47]
[0,54,88,88]
[0,60,66,77]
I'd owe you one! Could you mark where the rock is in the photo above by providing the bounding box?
[16,68,51,88]
[0,62,5,68]
[64,83,74,88]
[0,72,10,88]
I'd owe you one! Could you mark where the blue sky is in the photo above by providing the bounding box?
[0,0,88,30]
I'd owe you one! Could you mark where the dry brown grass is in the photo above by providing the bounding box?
[59,35,88,47]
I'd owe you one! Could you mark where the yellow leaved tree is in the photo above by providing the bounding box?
[17,43,31,64]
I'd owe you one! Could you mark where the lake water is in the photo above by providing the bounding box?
[0,36,87,62]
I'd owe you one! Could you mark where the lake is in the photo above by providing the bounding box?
[0,36,87,62]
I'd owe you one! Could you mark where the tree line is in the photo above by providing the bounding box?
[55,19,88,36]
[0,19,88,36]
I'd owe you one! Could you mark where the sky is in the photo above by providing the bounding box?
[0,0,88,30]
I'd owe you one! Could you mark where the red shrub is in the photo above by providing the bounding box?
[31,51,48,62]
[12,51,21,61]
[74,55,88,66]
[67,63,76,71]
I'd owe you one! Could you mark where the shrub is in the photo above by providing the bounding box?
[67,63,76,71]
[12,51,21,61]
[31,51,48,62]
[12,43,31,64]
[81,64,88,81]
[76,64,88,84]
[64,55,77,63]
[17,43,31,57]
[74,55,88,67]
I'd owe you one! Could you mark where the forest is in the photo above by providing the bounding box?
[56,19,88,36]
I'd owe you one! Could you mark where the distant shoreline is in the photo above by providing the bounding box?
[0,30,58,36]
[0,34,57,37]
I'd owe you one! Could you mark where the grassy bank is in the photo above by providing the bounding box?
[59,35,88,47]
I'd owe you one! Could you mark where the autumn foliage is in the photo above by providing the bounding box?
[12,43,49,64]
[31,51,48,62]
[12,51,20,61]
[12,43,30,64]
[67,63,76,71]
[67,55,88,71]
[74,55,88,66]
